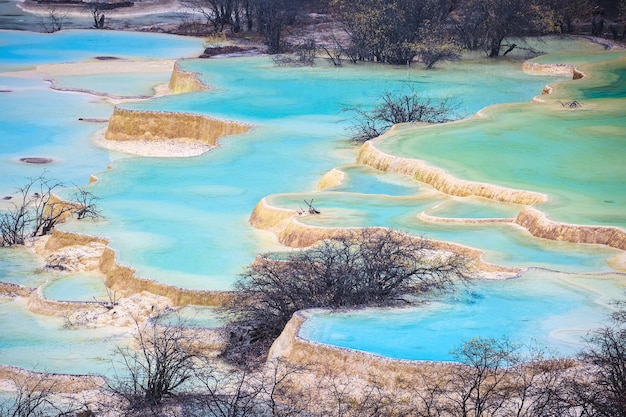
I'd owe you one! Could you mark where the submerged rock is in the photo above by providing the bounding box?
[19,157,53,164]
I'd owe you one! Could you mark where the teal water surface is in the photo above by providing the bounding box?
[300,270,621,361]
[61,54,569,290]
[0,297,128,375]
[1,31,625,372]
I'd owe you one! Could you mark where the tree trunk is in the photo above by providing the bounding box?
[489,38,502,58]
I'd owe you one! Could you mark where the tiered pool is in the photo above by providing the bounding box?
[0,30,624,374]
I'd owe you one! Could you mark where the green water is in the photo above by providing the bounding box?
[61,53,570,290]
[42,272,109,302]
[374,56,626,228]
[1,31,625,372]
[0,298,128,375]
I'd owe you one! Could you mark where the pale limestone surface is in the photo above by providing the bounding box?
[94,128,214,157]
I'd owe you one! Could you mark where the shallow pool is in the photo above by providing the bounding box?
[1,31,624,372]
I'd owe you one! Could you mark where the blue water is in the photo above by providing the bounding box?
[0,247,47,287]
[300,270,620,361]
[53,72,172,98]
[0,30,205,71]
[42,271,109,301]
[0,298,127,375]
[59,54,570,290]
[0,30,206,196]
[1,30,625,372]
[0,75,112,194]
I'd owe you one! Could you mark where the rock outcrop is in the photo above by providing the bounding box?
[168,62,209,94]
[105,108,251,146]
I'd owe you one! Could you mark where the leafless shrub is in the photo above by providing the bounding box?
[105,317,201,414]
[571,297,626,417]
[71,187,102,221]
[40,7,68,33]
[222,228,470,366]
[175,358,309,417]
[436,337,577,417]
[0,372,89,417]
[344,84,460,142]
[0,174,102,247]
[272,38,318,66]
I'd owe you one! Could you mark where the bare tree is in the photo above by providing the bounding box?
[40,6,68,33]
[106,317,200,413]
[272,38,318,66]
[0,174,70,245]
[187,364,263,417]
[0,175,102,246]
[181,0,256,33]
[84,4,106,29]
[447,337,521,417]
[318,30,357,66]
[72,187,102,221]
[442,337,579,417]
[414,23,462,69]
[223,228,469,366]
[0,372,88,417]
[252,0,303,54]
[572,298,626,417]
[548,0,591,33]
[345,84,460,142]
[454,0,553,57]
[333,0,456,65]
[403,370,450,417]
[180,357,309,417]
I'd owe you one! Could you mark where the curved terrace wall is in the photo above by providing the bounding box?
[357,141,626,253]
[249,198,521,278]
[100,246,234,306]
[515,207,626,251]
[44,230,234,307]
[356,141,548,205]
[27,286,108,318]
[268,311,455,383]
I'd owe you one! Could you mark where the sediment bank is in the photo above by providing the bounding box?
[418,212,515,225]
[0,365,105,393]
[0,282,35,298]
[19,0,181,18]
[27,286,109,319]
[101,245,235,306]
[316,168,345,190]
[522,61,585,79]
